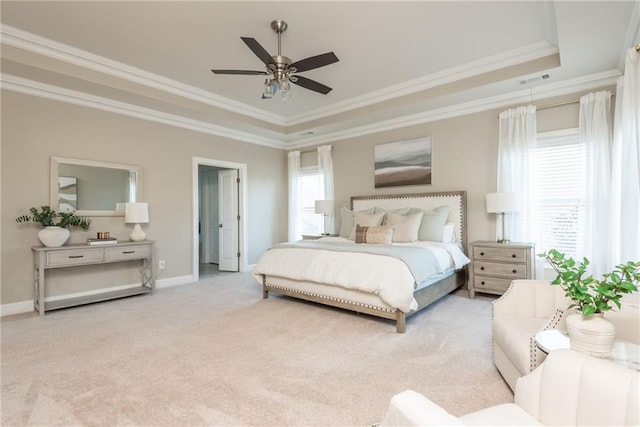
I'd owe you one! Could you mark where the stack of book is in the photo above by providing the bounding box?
[87,237,118,246]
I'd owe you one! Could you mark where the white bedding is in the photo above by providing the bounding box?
[252,238,470,313]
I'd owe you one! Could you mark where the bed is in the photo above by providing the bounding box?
[253,191,469,333]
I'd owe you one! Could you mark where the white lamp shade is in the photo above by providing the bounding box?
[314,200,334,215]
[486,192,518,213]
[125,202,149,224]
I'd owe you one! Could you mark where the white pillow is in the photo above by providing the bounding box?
[385,212,424,243]
[348,212,385,240]
[442,222,456,243]
[339,207,374,238]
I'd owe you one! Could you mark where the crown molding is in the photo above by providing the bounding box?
[283,41,559,126]
[0,24,286,126]
[2,68,618,152]
[0,74,285,149]
[285,69,620,149]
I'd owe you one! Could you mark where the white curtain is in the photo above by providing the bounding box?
[288,150,301,242]
[611,47,640,266]
[317,145,335,234]
[579,91,613,277]
[497,105,538,245]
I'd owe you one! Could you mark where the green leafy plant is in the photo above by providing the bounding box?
[539,249,640,316]
[16,206,91,230]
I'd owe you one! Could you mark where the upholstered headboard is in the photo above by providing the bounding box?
[351,191,467,250]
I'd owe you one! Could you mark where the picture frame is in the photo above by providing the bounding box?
[374,137,432,188]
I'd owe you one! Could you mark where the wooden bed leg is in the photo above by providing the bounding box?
[396,311,406,334]
[262,277,269,299]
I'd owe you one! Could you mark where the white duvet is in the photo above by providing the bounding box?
[252,237,470,313]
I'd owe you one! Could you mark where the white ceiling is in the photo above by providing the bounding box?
[1,1,638,149]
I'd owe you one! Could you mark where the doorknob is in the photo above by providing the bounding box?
[219,224,223,228]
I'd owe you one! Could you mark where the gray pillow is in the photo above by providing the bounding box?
[339,207,374,238]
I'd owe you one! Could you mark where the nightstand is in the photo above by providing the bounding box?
[468,241,535,298]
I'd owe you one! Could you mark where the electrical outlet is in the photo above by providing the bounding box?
[159,260,166,270]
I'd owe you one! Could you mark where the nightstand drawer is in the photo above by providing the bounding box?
[473,261,527,279]
[47,248,103,267]
[473,276,513,293]
[473,246,528,262]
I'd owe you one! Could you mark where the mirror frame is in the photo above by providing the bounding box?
[50,156,142,217]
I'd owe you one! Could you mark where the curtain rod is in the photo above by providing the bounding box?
[298,145,333,154]
[497,92,616,117]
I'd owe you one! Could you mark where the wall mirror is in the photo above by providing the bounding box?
[50,157,142,216]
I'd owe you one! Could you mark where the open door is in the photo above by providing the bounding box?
[218,169,239,272]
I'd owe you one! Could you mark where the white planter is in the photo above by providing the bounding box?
[566,311,615,358]
[38,226,70,247]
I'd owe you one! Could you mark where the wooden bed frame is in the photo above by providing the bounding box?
[262,191,468,333]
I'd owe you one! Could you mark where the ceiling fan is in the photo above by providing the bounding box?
[211,20,339,100]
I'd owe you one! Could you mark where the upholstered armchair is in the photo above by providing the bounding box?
[379,349,640,426]
[491,279,569,391]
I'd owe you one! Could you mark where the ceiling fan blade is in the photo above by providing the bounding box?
[211,69,268,75]
[290,52,339,73]
[291,75,332,95]
[241,37,275,66]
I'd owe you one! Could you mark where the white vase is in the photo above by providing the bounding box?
[37,226,70,247]
[566,311,615,358]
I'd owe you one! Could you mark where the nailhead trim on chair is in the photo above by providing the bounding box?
[490,280,516,362]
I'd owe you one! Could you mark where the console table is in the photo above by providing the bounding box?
[32,241,155,316]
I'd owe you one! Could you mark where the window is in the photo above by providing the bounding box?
[297,167,323,235]
[530,129,586,259]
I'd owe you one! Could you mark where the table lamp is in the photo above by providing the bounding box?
[314,200,334,236]
[486,192,517,243]
[125,202,149,241]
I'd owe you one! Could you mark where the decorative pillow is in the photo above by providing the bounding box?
[442,222,456,243]
[385,212,424,243]
[409,205,450,242]
[349,212,385,240]
[355,224,394,244]
[339,207,374,238]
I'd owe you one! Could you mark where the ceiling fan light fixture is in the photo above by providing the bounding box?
[212,19,339,100]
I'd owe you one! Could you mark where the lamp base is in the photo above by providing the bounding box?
[129,223,146,242]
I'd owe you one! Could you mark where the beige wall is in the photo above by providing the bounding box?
[1,91,287,305]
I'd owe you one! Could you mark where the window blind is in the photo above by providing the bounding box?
[298,168,323,235]
[530,130,586,258]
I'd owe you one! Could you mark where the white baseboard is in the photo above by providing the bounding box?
[0,300,34,317]
[1,275,196,317]
[156,275,194,289]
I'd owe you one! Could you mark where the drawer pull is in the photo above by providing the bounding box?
[513,269,517,274]
[122,251,135,254]
[480,281,485,285]
[68,255,84,259]
[512,254,516,258]
[480,266,485,271]
[480,252,485,256]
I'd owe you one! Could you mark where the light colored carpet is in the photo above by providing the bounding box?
[1,271,512,426]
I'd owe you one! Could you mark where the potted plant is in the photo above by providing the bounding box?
[539,249,640,357]
[16,206,92,247]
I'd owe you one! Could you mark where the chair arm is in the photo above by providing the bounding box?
[379,390,462,426]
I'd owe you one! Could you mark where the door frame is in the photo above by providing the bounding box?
[192,157,247,280]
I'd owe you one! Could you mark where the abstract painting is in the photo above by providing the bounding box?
[374,137,432,188]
